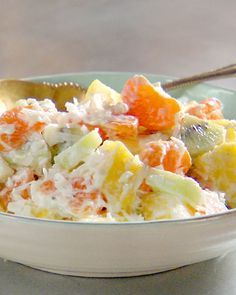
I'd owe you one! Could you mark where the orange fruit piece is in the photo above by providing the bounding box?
[70,177,108,216]
[0,106,46,151]
[121,75,181,131]
[84,123,108,141]
[71,177,87,190]
[0,190,11,211]
[0,107,29,151]
[0,169,35,210]
[41,180,56,193]
[84,115,138,141]
[139,139,191,174]
[70,191,107,216]
[102,116,138,139]
[186,97,223,120]
[139,181,153,193]
[20,188,31,200]
[71,191,98,207]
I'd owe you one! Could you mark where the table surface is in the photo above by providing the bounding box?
[0,253,236,295]
[1,0,236,294]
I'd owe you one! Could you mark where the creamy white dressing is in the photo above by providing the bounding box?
[0,91,228,222]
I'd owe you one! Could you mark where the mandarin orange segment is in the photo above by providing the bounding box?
[0,107,29,150]
[163,148,180,173]
[71,177,87,190]
[139,142,163,167]
[139,181,153,193]
[70,177,107,215]
[31,121,46,132]
[0,106,46,151]
[41,180,56,193]
[121,75,181,131]
[70,191,107,216]
[139,140,191,174]
[20,188,31,200]
[186,97,223,120]
[102,117,138,139]
[0,191,11,211]
[0,169,35,210]
[71,192,96,209]
[84,116,138,141]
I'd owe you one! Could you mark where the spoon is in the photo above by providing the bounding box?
[0,63,236,111]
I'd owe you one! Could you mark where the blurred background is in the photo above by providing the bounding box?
[1,0,236,89]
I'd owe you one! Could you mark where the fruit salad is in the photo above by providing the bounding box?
[0,75,232,222]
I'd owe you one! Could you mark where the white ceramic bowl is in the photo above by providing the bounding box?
[1,210,236,277]
[1,72,236,277]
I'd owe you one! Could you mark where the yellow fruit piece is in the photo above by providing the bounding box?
[214,119,236,128]
[85,79,121,105]
[194,142,236,207]
[214,119,236,142]
[101,140,143,215]
[31,207,49,218]
[140,193,191,220]
[119,138,141,155]
[226,128,236,142]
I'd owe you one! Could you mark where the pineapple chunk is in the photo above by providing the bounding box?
[140,192,192,220]
[101,141,143,215]
[85,79,121,105]
[193,142,236,208]
[214,119,236,142]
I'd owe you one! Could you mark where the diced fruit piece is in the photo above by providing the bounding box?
[226,127,236,142]
[192,142,236,208]
[70,191,107,217]
[101,140,143,215]
[0,106,46,152]
[0,107,29,151]
[214,119,236,128]
[102,115,138,139]
[146,168,202,208]
[54,130,102,170]
[140,192,192,220]
[85,115,138,142]
[139,138,191,174]
[186,97,223,120]
[85,79,121,105]
[43,124,87,147]
[180,115,225,157]
[41,180,56,193]
[0,168,34,210]
[4,135,52,173]
[139,181,153,193]
[121,75,181,131]
[120,138,141,155]
[0,190,11,211]
[42,124,63,146]
[214,119,236,142]
[0,156,14,182]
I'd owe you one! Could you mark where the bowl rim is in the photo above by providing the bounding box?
[23,70,236,92]
[0,208,236,226]
[1,71,235,226]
